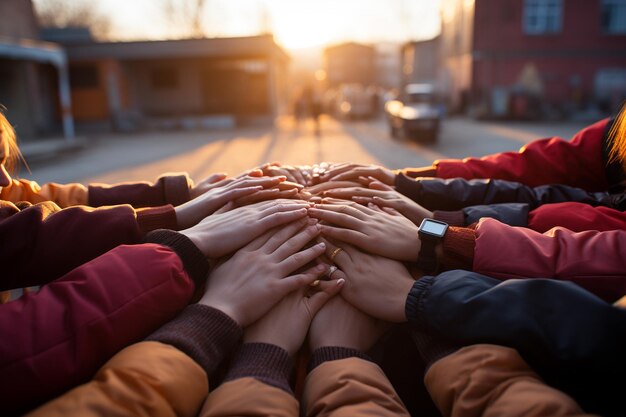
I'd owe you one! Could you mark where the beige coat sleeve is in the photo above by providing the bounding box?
[1,178,88,207]
[302,357,410,417]
[425,344,597,417]
[198,377,298,417]
[25,341,208,417]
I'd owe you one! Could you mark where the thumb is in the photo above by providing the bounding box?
[306,278,345,316]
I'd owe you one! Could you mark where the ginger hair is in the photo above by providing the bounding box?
[608,103,626,166]
[0,111,23,173]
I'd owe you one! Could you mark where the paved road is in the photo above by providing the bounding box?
[24,116,590,185]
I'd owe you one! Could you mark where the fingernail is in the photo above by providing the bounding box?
[318,242,326,249]
[308,217,318,225]
[315,264,327,272]
[337,278,345,286]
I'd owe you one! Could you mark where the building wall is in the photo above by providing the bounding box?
[0,0,39,40]
[470,0,626,114]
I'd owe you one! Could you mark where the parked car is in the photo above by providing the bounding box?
[385,83,443,142]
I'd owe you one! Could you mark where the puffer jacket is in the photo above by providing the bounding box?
[440,218,626,301]
[405,270,626,416]
[2,230,208,416]
[1,172,192,208]
[425,344,592,417]
[429,118,625,192]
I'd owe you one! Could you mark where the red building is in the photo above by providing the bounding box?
[440,0,626,118]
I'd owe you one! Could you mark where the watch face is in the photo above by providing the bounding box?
[420,219,448,237]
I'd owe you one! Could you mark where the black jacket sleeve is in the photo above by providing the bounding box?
[396,175,613,211]
[405,270,626,415]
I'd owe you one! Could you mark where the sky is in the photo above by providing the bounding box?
[37,0,442,50]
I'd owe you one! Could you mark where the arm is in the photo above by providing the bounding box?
[424,344,591,417]
[394,176,612,211]
[88,173,192,207]
[528,202,626,233]
[471,218,626,301]
[0,200,176,290]
[433,119,610,190]
[1,178,88,207]
[2,241,206,416]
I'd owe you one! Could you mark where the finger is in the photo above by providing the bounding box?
[357,176,374,186]
[310,203,372,220]
[319,225,368,250]
[369,179,394,191]
[307,206,363,228]
[266,219,319,254]
[320,163,360,181]
[329,167,376,182]
[276,181,304,191]
[249,208,309,245]
[288,167,306,186]
[371,196,402,212]
[279,262,329,294]
[305,278,345,316]
[319,236,351,267]
[204,173,228,184]
[323,187,382,199]
[369,200,401,216]
[351,196,375,205]
[235,188,298,206]
[279,241,327,273]
[226,175,286,191]
[247,216,309,251]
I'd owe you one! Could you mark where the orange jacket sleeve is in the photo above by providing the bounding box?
[25,341,208,417]
[424,344,594,417]
[1,178,87,207]
[302,357,410,417]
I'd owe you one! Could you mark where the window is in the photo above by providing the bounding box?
[523,0,563,34]
[69,65,99,89]
[151,67,179,89]
[602,0,626,34]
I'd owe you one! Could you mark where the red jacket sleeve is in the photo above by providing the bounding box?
[0,244,195,416]
[473,218,626,302]
[528,202,626,233]
[0,201,142,290]
[434,119,609,191]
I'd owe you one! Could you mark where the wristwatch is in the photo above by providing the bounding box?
[416,218,448,274]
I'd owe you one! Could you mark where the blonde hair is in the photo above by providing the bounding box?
[608,102,626,165]
[0,111,23,173]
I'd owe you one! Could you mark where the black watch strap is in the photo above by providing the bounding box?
[416,235,439,274]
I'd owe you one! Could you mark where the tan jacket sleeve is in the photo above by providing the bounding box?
[1,178,87,207]
[25,341,208,417]
[302,358,410,417]
[198,377,298,417]
[425,344,596,417]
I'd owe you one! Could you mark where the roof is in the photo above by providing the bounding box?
[63,34,289,62]
[0,36,66,66]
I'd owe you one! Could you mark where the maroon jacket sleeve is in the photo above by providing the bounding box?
[88,173,192,208]
[434,119,609,191]
[0,200,175,291]
[528,202,626,233]
[473,218,626,302]
[0,244,197,416]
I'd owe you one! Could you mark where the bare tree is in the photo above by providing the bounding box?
[34,0,112,40]
[162,0,208,39]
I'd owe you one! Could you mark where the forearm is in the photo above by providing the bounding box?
[88,173,192,208]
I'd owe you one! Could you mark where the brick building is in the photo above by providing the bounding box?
[440,0,626,118]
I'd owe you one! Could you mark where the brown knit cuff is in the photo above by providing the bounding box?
[161,174,192,206]
[433,210,466,226]
[224,343,294,394]
[147,305,242,376]
[400,166,437,178]
[136,205,178,234]
[308,346,373,372]
[441,227,476,271]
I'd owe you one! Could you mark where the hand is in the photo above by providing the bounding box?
[320,238,415,322]
[189,173,229,199]
[259,162,308,186]
[308,201,421,262]
[233,181,304,207]
[320,164,396,185]
[309,290,389,352]
[175,175,287,229]
[323,182,433,226]
[199,219,328,326]
[179,200,310,258]
[245,279,344,356]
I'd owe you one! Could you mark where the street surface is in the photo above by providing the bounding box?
[25,116,590,185]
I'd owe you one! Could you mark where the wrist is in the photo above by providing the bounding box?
[198,296,242,326]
